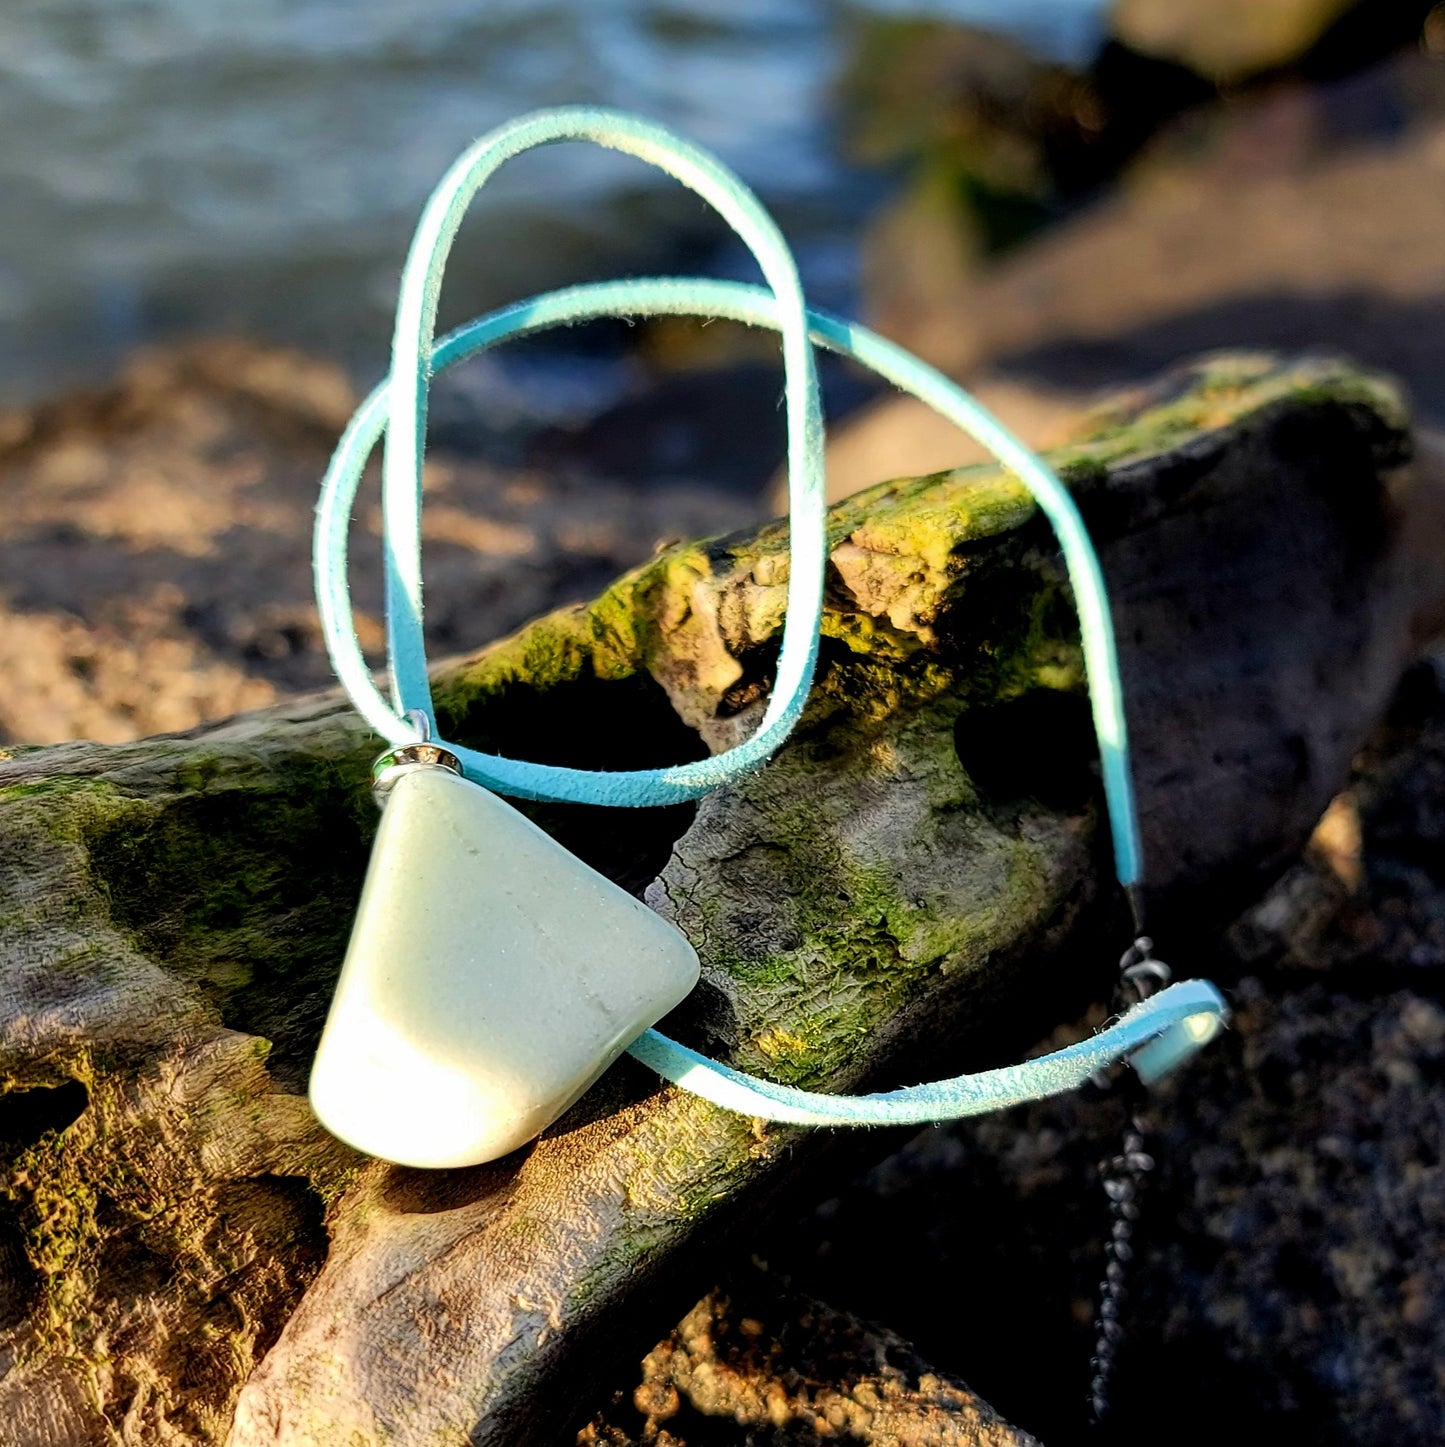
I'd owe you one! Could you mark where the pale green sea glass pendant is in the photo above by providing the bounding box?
[309,754,701,1168]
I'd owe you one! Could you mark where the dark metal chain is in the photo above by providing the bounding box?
[1088,935,1168,1429]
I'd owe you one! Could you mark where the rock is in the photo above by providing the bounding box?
[1111,0,1357,82]
[531,359,878,499]
[0,356,1439,1444]
[906,52,1445,410]
[839,18,1212,370]
[582,1263,1038,1447]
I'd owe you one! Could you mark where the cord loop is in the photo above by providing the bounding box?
[313,106,1227,1124]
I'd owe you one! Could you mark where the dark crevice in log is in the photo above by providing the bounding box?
[0,1080,89,1154]
[953,690,1099,812]
[0,1213,38,1331]
[0,1082,88,1336]
[439,667,706,893]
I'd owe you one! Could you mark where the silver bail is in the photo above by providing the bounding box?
[371,708,462,802]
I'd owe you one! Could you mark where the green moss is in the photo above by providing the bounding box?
[427,354,1406,740]
[434,558,655,721]
[0,353,1407,1429]
[837,465,1037,567]
[75,745,375,1077]
[712,822,1057,1090]
[0,775,123,808]
[749,995,878,1088]
[1060,355,1407,472]
[4,1057,117,1334]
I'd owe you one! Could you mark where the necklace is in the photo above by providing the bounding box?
[305,106,1225,1175]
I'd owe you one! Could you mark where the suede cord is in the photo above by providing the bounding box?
[313,106,1227,1125]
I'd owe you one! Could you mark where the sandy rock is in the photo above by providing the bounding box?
[0,340,757,747]
[1111,0,1356,82]
[858,52,1445,424]
[583,1265,1038,1447]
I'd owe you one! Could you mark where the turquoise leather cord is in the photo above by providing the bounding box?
[314,106,1227,1125]
[380,107,827,808]
[628,980,1226,1125]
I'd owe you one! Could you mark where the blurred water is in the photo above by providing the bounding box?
[0,0,1106,402]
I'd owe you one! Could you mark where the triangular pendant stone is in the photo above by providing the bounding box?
[309,767,700,1168]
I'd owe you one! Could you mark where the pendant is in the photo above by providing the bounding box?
[308,743,701,1168]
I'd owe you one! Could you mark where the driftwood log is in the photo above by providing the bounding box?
[1,354,1442,1446]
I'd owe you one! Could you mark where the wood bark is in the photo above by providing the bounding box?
[0,355,1440,1446]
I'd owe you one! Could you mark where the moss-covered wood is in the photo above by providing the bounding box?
[0,355,1439,1446]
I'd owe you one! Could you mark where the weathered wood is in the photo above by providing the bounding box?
[0,355,1439,1445]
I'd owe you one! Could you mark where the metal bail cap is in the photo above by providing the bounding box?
[372,709,462,801]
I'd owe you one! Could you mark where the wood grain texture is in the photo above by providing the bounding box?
[0,355,1439,1446]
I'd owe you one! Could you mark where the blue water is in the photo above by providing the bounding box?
[0,0,1107,402]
